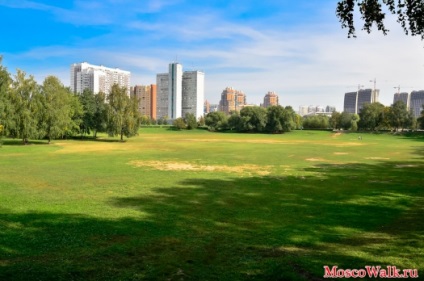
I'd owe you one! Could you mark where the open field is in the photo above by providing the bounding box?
[0,129,423,280]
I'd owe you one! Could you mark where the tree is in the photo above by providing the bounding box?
[198,115,205,127]
[239,106,267,132]
[0,56,12,135]
[330,111,342,130]
[388,100,413,131]
[265,106,298,133]
[79,89,96,137]
[184,113,198,130]
[107,84,140,141]
[9,70,41,144]
[92,92,108,138]
[339,112,354,130]
[336,0,424,40]
[418,105,424,129]
[205,111,228,131]
[38,76,76,143]
[358,102,385,131]
[173,117,186,130]
[227,112,242,131]
[302,115,330,130]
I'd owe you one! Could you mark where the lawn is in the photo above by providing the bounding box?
[0,129,423,280]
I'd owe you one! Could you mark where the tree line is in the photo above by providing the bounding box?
[203,106,301,133]
[303,101,424,131]
[0,57,140,144]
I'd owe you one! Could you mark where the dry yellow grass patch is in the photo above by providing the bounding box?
[365,157,390,160]
[128,160,272,176]
[334,152,349,155]
[305,158,328,162]
[54,141,136,154]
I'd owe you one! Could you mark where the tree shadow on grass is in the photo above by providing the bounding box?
[1,160,423,280]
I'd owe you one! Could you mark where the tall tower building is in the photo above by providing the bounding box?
[410,90,424,118]
[182,71,205,119]
[168,63,183,119]
[132,85,157,120]
[262,91,279,108]
[344,88,379,114]
[344,92,358,114]
[156,73,169,120]
[357,89,379,112]
[393,92,410,108]
[156,62,205,121]
[70,62,131,96]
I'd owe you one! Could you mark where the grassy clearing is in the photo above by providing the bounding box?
[0,129,423,280]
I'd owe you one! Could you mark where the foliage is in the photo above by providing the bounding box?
[388,100,413,131]
[227,112,242,131]
[0,56,12,135]
[329,111,342,129]
[92,92,108,138]
[265,105,298,133]
[198,115,205,127]
[9,70,42,143]
[106,84,140,141]
[238,106,267,132]
[79,89,96,137]
[184,113,197,130]
[205,111,228,131]
[302,114,330,130]
[38,76,76,143]
[172,117,187,130]
[418,105,424,129]
[339,112,355,130]
[336,0,424,40]
[358,102,385,131]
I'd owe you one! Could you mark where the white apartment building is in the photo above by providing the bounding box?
[182,71,205,120]
[70,62,131,96]
[156,63,204,120]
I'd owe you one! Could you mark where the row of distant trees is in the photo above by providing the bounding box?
[0,57,140,143]
[202,106,301,133]
[303,101,424,131]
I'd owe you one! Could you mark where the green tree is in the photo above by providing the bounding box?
[92,92,107,138]
[239,106,267,132]
[330,111,342,130]
[184,113,198,130]
[198,115,205,127]
[418,105,424,129]
[302,115,330,130]
[358,102,385,131]
[9,70,41,144]
[107,84,140,141]
[205,111,228,131]
[388,100,413,131]
[228,112,242,131]
[0,56,12,135]
[339,112,354,130]
[173,117,186,130]
[79,89,96,137]
[38,76,76,143]
[337,0,424,40]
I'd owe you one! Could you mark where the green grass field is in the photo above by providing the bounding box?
[0,129,423,280]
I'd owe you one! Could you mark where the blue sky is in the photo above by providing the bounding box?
[1,0,423,111]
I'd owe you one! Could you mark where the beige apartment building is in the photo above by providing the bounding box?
[219,87,246,114]
[132,84,157,120]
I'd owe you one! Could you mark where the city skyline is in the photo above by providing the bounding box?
[0,1,423,111]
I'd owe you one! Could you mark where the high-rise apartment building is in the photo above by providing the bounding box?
[262,91,279,108]
[219,87,246,114]
[357,89,379,112]
[393,92,410,108]
[156,63,204,120]
[70,62,131,96]
[410,90,424,118]
[182,71,205,120]
[204,100,210,114]
[343,89,379,114]
[132,85,157,119]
